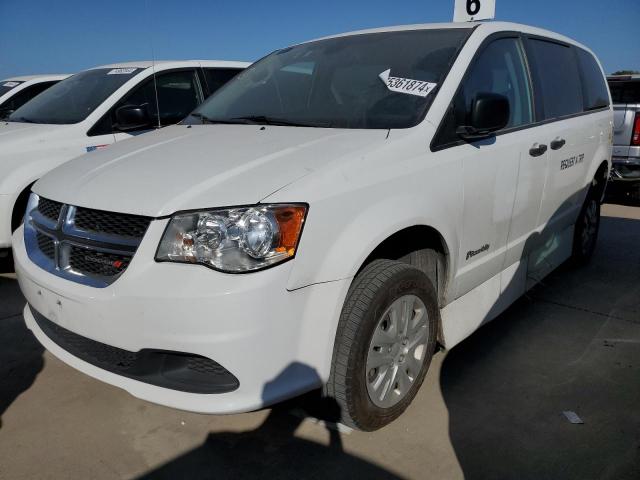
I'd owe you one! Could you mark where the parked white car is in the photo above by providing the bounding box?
[0,74,70,119]
[14,22,612,431]
[0,60,249,263]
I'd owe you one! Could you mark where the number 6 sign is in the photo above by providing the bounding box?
[453,0,496,22]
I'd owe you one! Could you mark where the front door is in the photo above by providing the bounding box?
[432,36,537,299]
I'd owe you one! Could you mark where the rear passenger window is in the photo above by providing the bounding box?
[576,49,610,110]
[526,39,583,119]
[433,37,533,148]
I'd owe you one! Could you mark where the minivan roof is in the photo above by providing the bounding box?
[91,60,250,70]
[312,21,591,53]
[2,74,70,82]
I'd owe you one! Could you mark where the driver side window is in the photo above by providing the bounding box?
[89,69,201,136]
[434,37,534,149]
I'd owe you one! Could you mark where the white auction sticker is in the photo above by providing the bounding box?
[2,81,20,88]
[453,0,496,22]
[379,69,437,98]
[107,68,137,75]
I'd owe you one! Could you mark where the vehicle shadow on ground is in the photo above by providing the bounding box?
[0,275,44,430]
[138,363,402,480]
[441,215,640,480]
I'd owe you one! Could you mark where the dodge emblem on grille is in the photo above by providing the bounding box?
[84,254,124,269]
[25,197,147,288]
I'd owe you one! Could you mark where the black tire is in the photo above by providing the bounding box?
[0,249,13,274]
[326,259,439,431]
[571,187,601,265]
[628,184,640,205]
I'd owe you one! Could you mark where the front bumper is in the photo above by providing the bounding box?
[13,220,350,414]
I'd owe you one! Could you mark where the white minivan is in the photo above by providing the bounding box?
[0,74,70,119]
[14,22,612,431]
[0,60,249,266]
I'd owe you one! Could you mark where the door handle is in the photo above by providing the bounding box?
[550,137,566,150]
[529,143,548,157]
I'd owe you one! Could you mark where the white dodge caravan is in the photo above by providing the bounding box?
[14,22,612,431]
[0,60,248,265]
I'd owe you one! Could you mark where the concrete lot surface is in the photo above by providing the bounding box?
[0,203,638,479]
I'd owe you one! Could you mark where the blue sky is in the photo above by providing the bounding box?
[1,0,638,79]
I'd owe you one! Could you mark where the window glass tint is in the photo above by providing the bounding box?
[89,70,201,136]
[190,29,472,129]
[0,80,24,97]
[434,38,533,147]
[0,81,58,119]
[527,39,583,119]
[8,69,139,124]
[119,70,200,127]
[608,80,640,104]
[203,68,242,96]
[576,49,609,110]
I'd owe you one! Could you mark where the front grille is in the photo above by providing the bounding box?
[25,196,151,288]
[36,232,55,259]
[74,207,151,238]
[68,247,131,278]
[31,306,239,394]
[37,198,63,222]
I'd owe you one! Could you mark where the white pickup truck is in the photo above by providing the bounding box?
[0,60,249,265]
[15,22,612,430]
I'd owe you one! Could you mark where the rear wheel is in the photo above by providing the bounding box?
[572,188,600,264]
[326,259,438,431]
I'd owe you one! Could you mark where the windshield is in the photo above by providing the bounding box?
[0,81,24,97]
[8,68,141,124]
[608,80,640,104]
[189,28,471,129]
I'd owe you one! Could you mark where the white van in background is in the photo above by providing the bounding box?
[0,75,70,120]
[14,22,612,430]
[0,60,249,265]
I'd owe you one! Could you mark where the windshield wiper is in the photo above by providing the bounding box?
[9,116,36,123]
[189,112,247,125]
[229,115,331,128]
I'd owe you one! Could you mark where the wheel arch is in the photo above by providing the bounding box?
[592,160,609,203]
[356,224,451,306]
[11,181,36,232]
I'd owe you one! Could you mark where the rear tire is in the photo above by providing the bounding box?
[571,187,601,265]
[326,259,439,431]
[628,184,640,205]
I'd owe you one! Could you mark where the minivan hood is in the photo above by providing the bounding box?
[0,121,65,142]
[34,124,389,217]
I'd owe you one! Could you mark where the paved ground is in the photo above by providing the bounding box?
[0,203,638,480]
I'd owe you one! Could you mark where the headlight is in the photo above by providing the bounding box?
[156,204,307,272]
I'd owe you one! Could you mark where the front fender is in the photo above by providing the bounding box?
[273,150,463,298]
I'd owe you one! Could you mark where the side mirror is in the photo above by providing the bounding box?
[115,105,152,131]
[0,108,14,120]
[456,93,510,140]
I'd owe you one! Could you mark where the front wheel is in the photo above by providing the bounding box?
[325,260,439,431]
